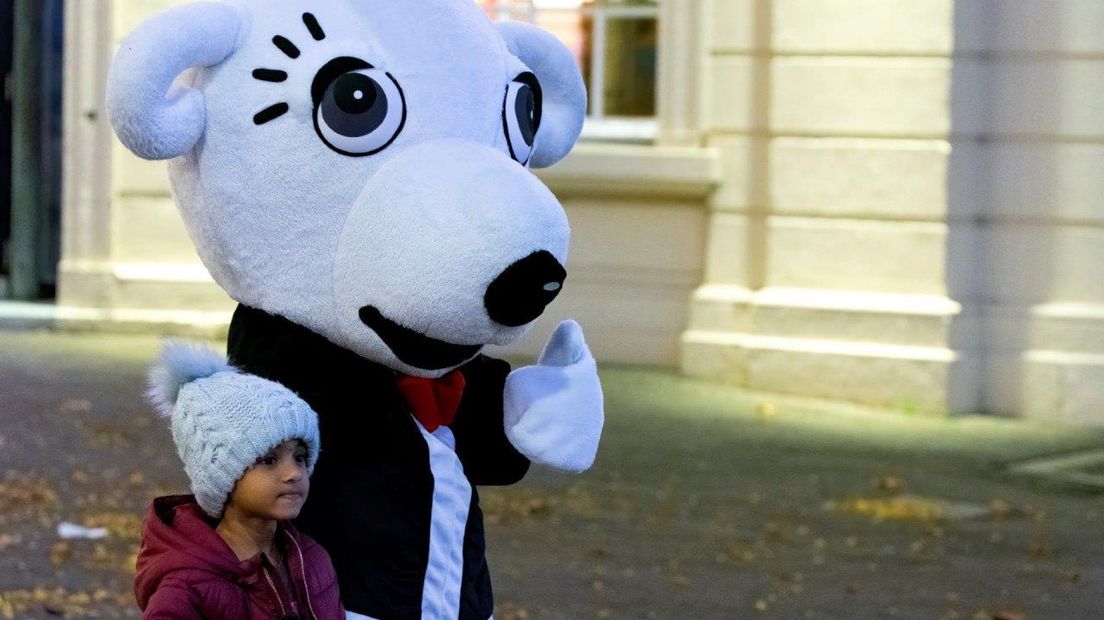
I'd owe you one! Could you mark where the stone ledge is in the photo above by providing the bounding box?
[689,286,972,349]
[0,301,59,330]
[682,291,1104,422]
[989,351,1104,425]
[683,329,959,362]
[984,302,1104,355]
[60,261,234,314]
[56,306,231,340]
[536,143,722,200]
[680,330,976,414]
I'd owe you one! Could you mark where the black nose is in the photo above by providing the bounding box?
[484,251,567,327]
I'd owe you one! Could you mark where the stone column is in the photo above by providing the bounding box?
[58,0,115,313]
[685,0,1104,423]
[952,0,1104,423]
[58,0,234,334]
[683,0,980,414]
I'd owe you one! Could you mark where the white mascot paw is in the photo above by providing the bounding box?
[504,320,604,473]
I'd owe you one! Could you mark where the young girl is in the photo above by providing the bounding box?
[134,342,344,619]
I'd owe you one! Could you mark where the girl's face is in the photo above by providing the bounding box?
[228,439,311,521]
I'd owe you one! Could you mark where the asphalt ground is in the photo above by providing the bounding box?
[1,328,1103,619]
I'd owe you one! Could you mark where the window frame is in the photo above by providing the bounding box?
[480,1,670,143]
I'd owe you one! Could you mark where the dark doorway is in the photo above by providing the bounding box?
[1,1,12,297]
[4,0,64,301]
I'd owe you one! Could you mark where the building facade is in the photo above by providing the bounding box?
[59,0,1104,423]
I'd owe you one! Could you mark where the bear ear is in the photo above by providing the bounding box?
[496,21,587,169]
[106,2,244,160]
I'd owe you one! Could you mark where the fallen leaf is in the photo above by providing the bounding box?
[877,475,905,494]
[49,541,72,566]
[494,602,529,620]
[0,534,20,551]
[59,399,92,414]
[825,495,993,523]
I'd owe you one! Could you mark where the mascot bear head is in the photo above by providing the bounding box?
[107,0,587,377]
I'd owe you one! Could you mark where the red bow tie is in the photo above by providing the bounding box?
[396,371,466,432]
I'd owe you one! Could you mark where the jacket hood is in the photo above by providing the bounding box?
[135,495,314,608]
[134,495,249,606]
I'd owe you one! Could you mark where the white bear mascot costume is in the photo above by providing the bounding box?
[107,2,604,618]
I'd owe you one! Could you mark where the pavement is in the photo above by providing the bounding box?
[1,328,1103,619]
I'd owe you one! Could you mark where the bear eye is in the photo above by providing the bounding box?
[312,57,407,157]
[503,72,543,165]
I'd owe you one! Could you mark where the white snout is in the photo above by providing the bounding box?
[331,140,571,376]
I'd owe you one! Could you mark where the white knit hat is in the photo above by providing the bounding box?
[147,340,321,518]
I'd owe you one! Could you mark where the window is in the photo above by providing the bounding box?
[477,0,659,141]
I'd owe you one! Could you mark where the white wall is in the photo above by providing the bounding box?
[950,0,1104,422]
[685,0,974,414]
[685,0,1104,423]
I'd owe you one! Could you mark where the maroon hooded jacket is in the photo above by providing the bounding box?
[134,495,344,620]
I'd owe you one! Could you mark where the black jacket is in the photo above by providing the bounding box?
[227,305,530,620]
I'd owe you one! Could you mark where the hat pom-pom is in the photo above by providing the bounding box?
[147,340,236,417]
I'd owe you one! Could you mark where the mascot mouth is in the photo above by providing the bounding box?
[358,305,482,371]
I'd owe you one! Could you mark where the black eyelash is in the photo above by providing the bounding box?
[272,35,301,59]
[252,69,288,83]
[254,103,289,125]
[303,13,326,41]
[253,18,329,127]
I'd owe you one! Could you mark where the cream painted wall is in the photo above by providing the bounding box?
[685,0,1104,423]
[59,0,231,336]
[685,0,972,414]
[950,0,1104,423]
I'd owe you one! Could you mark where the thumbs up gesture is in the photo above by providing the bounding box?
[503,320,604,473]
